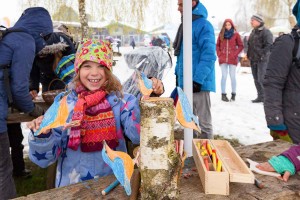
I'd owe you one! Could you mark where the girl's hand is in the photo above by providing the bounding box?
[27,116,48,133]
[256,162,274,172]
[151,77,164,95]
[62,120,80,130]
[256,162,291,182]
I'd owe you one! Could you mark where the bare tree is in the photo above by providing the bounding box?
[281,0,297,26]
[78,0,88,39]
[255,0,296,27]
[20,0,174,36]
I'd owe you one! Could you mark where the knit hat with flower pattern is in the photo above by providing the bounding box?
[74,39,113,73]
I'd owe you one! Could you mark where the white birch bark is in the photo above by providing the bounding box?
[139,97,180,200]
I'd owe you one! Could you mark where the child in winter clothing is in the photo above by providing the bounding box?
[27,39,163,187]
[256,144,300,182]
[216,19,244,102]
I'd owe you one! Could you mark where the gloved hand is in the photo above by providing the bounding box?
[268,124,292,143]
[28,104,45,118]
[193,81,202,93]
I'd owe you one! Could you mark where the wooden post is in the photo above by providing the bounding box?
[139,97,181,200]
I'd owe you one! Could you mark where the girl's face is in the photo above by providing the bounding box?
[79,61,107,91]
[225,22,232,30]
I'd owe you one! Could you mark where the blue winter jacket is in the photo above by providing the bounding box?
[0,7,53,133]
[29,90,140,187]
[175,2,216,92]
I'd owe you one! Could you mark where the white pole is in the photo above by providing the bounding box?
[183,0,193,157]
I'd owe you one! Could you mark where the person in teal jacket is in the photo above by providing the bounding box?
[27,39,164,188]
[174,0,216,139]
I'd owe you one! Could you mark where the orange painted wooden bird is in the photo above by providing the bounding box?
[34,92,69,136]
[170,87,201,133]
[102,141,134,196]
[136,70,153,99]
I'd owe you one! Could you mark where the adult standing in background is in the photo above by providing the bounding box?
[174,0,216,139]
[246,14,273,103]
[130,38,136,49]
[216,19,244,102]
[0,7,52,199]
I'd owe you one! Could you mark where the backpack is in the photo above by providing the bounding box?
[0,25,23,41]
[0,25,24,106]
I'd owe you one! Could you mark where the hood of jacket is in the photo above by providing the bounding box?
[13,7,53,53]
[192,1,208,19]
[223,19,236,30]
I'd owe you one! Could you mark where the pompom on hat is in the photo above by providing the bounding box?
[74,39,113,73]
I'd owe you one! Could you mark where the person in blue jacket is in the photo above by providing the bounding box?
[173,0,216,139]
[0,7,52,199]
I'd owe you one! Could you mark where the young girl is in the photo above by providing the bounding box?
[216,19,244,102]
[27,39,163,187]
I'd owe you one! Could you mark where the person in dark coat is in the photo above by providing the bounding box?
[253,0,300,183]
[130,38,136,49]
[246,14,273,103]
[216,19,244,102]
[9,32,75,179]
[263,0,300,144]
[29,31,76,98]
[0,7,52,199]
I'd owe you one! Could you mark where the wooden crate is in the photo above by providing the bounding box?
[192,139,254,195]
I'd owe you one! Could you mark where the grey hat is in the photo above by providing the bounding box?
[251,14,264,23]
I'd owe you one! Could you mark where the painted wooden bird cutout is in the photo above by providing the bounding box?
[102,141,134,196]
[135,70,153,99]
[170,87,201,133]
[34,92,69,136]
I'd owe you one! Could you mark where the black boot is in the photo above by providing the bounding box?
[221,94,229,102]
[231,93,236,101]
[251,97,263,103]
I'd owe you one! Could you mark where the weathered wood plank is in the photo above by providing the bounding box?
[16,174,128,200]
[15,140,300,200]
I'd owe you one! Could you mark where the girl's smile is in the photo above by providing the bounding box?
[79,61,107,91]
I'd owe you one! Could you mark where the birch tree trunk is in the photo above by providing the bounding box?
[139,97,181,200]
[78,0,88,39]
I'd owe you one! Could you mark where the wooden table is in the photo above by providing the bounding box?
[7,99,49,124]
[15,140,300,200]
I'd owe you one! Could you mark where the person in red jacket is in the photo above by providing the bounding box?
[216,19,244,102]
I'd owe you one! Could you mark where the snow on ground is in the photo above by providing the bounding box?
[21,46,272,156]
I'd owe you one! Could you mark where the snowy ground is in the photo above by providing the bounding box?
[21,46,272,155]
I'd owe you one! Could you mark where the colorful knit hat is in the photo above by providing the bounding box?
[74,39,113,73]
